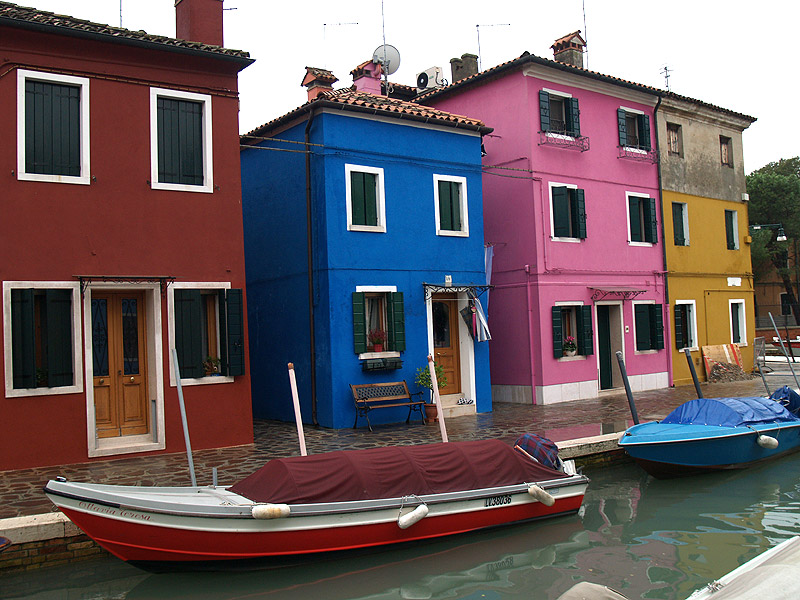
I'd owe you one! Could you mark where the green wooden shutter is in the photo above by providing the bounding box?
[351,171,365,225]
[25,81,81,177]
[731,302,742,344]
[46,289,73,387]
[352,292,367,354]
[157,97,203,185]
[639,114,651,150]
[725,211,736,249]
[364,172,377,226]
[225,289,245,376]
[634,304,651,351]
[539,90,551,132]
[674,305,686,349]
[11,289,36,389]
[646,197,658,243]
[174,289,203,378]
[447,182,462,231]
[578,305,593,355]
[552,186,570,237]
[651,304,664,350]
[438,180,458,231]
[552,306,563,359]
[389,292,406,352]
[573,188,587,239]
[672,203,685,245]
[617,108,628,147]
[567,97,581,136]
[629,198,642,242]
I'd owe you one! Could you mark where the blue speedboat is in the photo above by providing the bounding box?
[619,394,800,479]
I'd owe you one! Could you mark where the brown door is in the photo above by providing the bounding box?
[432,294,461,395]
[92,292,149,438]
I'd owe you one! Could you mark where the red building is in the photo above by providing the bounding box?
[0,0,254,470]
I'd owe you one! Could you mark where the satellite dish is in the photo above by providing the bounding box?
[372,44,401,75]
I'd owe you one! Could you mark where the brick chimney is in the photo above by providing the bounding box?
[301,67,338,102]
[551,31,586,68]
[450,53,479,82]
[175,0,224,47]
[351,60,383,95]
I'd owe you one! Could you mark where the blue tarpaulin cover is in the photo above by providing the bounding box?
[661,397,800,427]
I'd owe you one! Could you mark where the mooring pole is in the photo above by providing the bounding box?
[171,349,197,487]
[615,351,639,425]
[683,347,703,399]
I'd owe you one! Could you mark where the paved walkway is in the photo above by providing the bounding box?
[1,364,796,520]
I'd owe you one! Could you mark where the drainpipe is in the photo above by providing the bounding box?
[525,264,537,404]
[653,94,673,386]
[305,111,318,426]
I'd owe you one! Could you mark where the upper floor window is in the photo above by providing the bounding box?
[667,122,683,156]
[672,202,689,246]
[628,193,658,244]
[633,303,664,352]
[150,88,213,193]
[551,184,586,240]
[617,108,651,151]
[17,70,90,185]
[346,164,386,232]
[720,135,733,167]
[434,175,469,237]
[539,90,580,137]
[725,209,739,250]
[674,300,698,350]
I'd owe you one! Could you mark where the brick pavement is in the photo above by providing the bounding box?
[0,369,795,520]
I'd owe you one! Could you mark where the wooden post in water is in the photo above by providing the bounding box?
[683,348,704,399]
[427,355,449,442]
[615,351,639,425]
[288,363,308,456]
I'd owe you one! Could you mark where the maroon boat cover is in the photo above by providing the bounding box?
[229,440,568,504]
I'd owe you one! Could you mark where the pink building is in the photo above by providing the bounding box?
[419,36,669,404]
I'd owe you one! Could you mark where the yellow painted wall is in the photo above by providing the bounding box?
[663,190,755,386]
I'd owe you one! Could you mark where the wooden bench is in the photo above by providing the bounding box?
[351,381,425,432]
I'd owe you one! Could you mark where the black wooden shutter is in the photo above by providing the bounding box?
[25,80,81,176]
[674,305,686,349]
[731,303,742,343]
[578,305,593,355]
[567,97,580,136]
[725,211,736,249]
[646,197,658,243]
[639,114,651,150]
[651,304,664,350]
[552,186,570,237]
[352,292,367,354]
[539,90,551,132]
[672,203,685,245]
[225,289,245,376]
[11,289,36,389]
[46,289,73,387]
[174,289,203,378]
[552,306,563,359]
[617,108,628,147]
[634,304,651,351]
[573,188,587,239]
[629,198,642,242]
[389,292,406,352]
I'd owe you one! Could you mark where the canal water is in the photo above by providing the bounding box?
[5,456,800,600]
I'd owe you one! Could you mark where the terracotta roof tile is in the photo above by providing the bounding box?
[0,0,251,62]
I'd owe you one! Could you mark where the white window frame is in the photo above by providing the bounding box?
[355,285,399,359]
[167,282,234,386]
[675,299,699,351]
[729,299,747,346]
[17,70,91,185]
[626,192,654,247]
[549,181,581,243]
[433,174,469,237]
[345,164,386,233]
[149,87,214,193]
[673,201,689,246]
[3,281,84,398]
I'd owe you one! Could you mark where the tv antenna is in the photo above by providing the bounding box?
[660,65,672,91]
[476,23,510,71]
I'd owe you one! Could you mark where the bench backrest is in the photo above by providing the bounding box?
[351,381,411,402]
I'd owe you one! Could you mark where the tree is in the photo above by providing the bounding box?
[747,157,800,324]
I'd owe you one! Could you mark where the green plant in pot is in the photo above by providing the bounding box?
[415,362,448,423]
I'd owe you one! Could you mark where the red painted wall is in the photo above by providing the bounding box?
[0,26,253,470]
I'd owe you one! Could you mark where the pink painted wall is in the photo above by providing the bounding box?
[427,63,669,398]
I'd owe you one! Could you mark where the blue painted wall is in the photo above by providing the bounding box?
[242,110,491,428]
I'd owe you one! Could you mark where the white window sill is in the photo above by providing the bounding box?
[151,181,213,193]
[634,349,659,355]
[348,225,386,233]
[679,346,700,353]
[437,229,469,237]
[175,375,234,387]
[359,351,401,360]
[558,355,585,362]
[628,241,654,247]
[17,172,91,185]
[546,132,577,141]
[624,146,649,155]
[5,383,83,398]
[551,236,581,243]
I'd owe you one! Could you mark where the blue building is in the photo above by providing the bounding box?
[240,64,493,429]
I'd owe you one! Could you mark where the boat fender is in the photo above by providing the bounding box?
[397,503,429,529]
[251,504,291,519]
[528,484,556,506]
[757,435,779,449]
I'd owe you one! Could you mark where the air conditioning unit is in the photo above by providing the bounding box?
[416,66,443,92]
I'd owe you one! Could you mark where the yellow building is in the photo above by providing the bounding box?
[657,96,756,385]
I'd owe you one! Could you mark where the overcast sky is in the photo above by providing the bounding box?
[20,0,799,173]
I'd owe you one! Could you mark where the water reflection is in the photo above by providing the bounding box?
[7,456,800,600]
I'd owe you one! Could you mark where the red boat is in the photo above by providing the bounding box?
[44,438,588,571]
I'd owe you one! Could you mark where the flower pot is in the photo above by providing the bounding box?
[372,343,383,353]
[563,350,577,357]
[424,403,438,423]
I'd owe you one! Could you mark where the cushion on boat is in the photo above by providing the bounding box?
[514,433,561,471]
[229,439,568,504]
[661,397,800,428]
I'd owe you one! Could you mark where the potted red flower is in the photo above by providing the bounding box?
[368,329,387,352]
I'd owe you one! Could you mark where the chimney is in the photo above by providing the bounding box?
[350,60,383,95]
[450,53,479,82]
[175,0,224,47]
[551,31,586,68]
[301,67,338,102]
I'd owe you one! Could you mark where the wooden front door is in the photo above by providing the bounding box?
[432,294,461,395]
[92,292,149,438]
